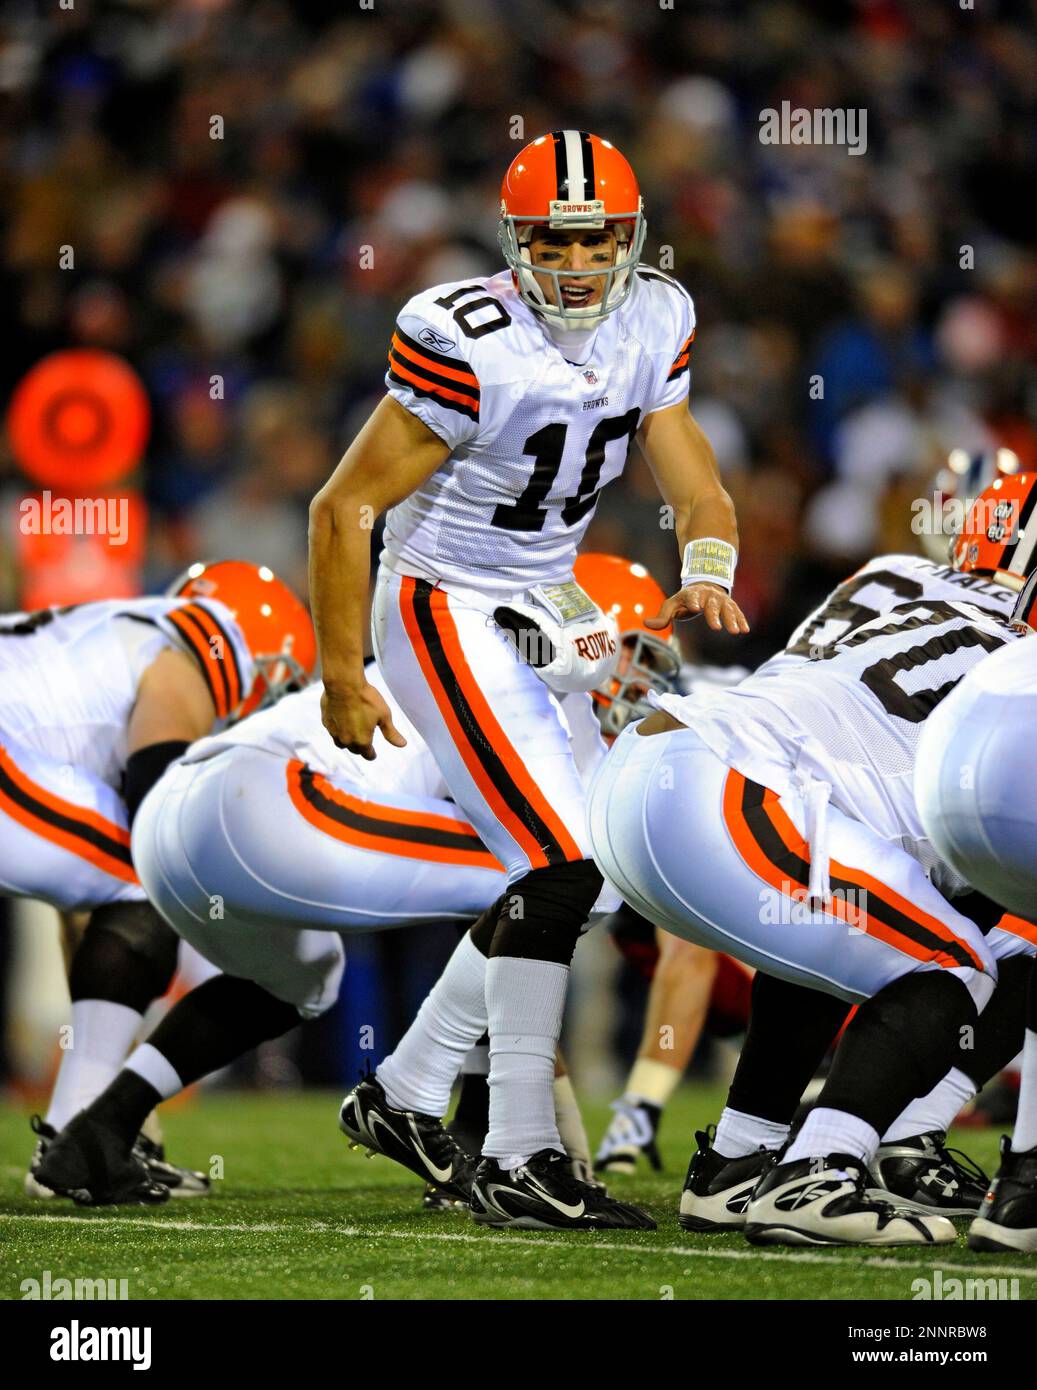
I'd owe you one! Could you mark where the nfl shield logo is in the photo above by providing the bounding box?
[583,369,598,385]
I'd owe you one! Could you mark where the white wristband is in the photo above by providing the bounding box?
[680,538,737,593]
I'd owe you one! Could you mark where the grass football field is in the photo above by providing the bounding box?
[1,1087,1034,1301]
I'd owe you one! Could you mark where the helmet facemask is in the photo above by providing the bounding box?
[237,649,312,722]
[592,629,681,737]
[499,201,646,331]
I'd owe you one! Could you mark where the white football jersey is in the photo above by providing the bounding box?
[654,595,1021,890]
[760,552,1017,678]
[382,266,696,593]
[183,663,450,803]
[0,597,254,791]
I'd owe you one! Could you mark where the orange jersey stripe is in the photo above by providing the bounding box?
[390,334,479,389]
[387,356,481,414]
[722,771,985,972]
[758,786,986,971]
[286,761,503,869]
[400,578,585,868]
[167,609,229,718]
[669,330,695,373]
[169,603,243,714]
[0,745,138,885]
[182,602,243,711]
[995,913,1037,947]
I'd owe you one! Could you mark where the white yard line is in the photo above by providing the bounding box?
[2,1212,1035,1281]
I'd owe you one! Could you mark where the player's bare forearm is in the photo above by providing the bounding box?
[639,401,748,634]
[309,396,450,755]
[307,491,372,694]
[309,396,449,691]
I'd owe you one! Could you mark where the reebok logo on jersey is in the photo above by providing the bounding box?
[417,326,457,353]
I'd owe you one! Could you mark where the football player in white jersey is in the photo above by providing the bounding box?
[34,662,514,1205]
[587,518,1037,1243]
[311,131,748,1229]
[5,560,315,1203]
[915,483,1037,1252]
[594,546,1034,1185]
[36,665,596,1207]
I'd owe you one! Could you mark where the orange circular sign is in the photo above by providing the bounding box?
[7,349,150,488]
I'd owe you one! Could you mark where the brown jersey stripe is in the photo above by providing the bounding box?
[0,745,137,884]
[400,577,584,867]
[286,761,502,869]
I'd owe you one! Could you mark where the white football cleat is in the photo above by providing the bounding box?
[745,1153,957,1246]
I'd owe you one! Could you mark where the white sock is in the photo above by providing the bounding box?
[1012,1027,1037,1153]
[882,1067,976,1144]
[46,1000,144,1130]
[125,1043,183,1100]
[714,1106,789,1159]
[626,1057,681,1109]
[785,1106,880,1166]
[376,931,487,1117]
[553,1075,591,1166]
[483,957,568,1167]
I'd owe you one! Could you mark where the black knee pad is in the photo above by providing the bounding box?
[489,860,604,965]
[69,901,180,1012]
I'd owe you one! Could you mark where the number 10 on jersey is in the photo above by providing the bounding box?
[491,409,641,533]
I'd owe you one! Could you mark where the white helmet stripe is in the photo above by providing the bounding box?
[1005,482,1037,576]
[561,129,587,201]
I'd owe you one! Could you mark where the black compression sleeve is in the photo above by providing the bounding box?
[123,741,189,823]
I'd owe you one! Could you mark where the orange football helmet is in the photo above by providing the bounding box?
[499,130,646,329]
[951,472,1037,589]
[573,552,680,735]
[168,560,316,719]
[921,447,1020,564]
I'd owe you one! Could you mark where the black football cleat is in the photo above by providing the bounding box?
[27,1115,209,1200]
[339,1075,476,1200]
[968,1136,1037,1253]
[33,1112,169,1207]
[470,1148,656,1230]
[133,1133,211,1198]
[25,1115,61,1199]
[678,1126,776,1232]
[869,1130,988,1218]
[594,1098,663,1175]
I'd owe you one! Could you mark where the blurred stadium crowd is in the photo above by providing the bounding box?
[0,0,1035,1086]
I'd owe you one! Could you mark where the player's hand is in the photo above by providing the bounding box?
[645,583,750,635]
[320,680,408,760]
